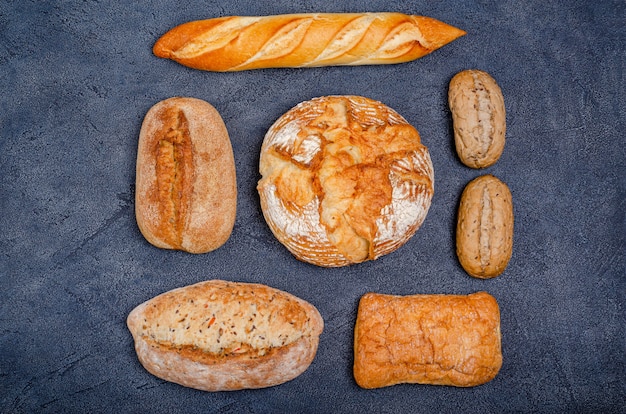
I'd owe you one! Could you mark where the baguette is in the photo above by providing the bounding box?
[354,291,502,388]
[135,97,237,254]
[127,280,324,391]
[153,13,466,71]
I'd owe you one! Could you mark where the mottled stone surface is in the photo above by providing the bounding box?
[1,1,624,412]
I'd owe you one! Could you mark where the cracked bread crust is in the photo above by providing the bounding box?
[257,95,434,267]
[353,291,502,388]
[135,97,236,254]
[127,280,324,391]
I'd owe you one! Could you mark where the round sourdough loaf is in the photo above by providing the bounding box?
[257,95,434,267]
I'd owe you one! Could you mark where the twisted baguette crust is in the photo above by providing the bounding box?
[154,13,466,71]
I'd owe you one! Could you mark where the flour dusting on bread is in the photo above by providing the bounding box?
[258,95,434,267]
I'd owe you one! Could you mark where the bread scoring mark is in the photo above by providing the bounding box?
[236,17,313,68]
[155,108,192,248]
[471,71,495,159]
[479,184,493,271]
[310,14,377,63]
[262,120,300,159]
[262,121,322,168]
[346,95,408,126]
[173,16,262,59]
[368,21,425,60]
[306,13,428,66]
[292,135,322,165]
[374,150,434,254]
[260,183,331,249]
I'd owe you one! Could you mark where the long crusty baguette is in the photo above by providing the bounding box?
[257,95,434,267]
[153,13,466,71]
[127,280,324,391]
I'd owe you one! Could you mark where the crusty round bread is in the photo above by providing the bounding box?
[257,95,434,267]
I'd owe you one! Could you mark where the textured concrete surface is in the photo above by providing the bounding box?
[1,1,624,413]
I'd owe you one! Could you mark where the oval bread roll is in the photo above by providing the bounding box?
[153,13,466,71]
[135,97,237,253]
[257,95,434,267]
[449,69,506,168]
[127,280,324,391]
[456,174,514,278]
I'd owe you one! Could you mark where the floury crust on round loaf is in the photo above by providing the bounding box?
[127,280,324,391]
[257,95,434,267]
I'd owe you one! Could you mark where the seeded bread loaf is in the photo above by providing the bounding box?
[457,174,514,278]
[449,70,506,168]
[127,280,324,391]
[153,13,465,71]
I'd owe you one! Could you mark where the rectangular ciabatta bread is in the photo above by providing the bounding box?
[153,13,466,71]
[354,291,502,388]
[127,280,324,391]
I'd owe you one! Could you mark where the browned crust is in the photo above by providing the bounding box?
[135,97,237,253]
[127,280,324,391]
[153,13,465,72]
[132,332,320,391]
[354,291,502,388]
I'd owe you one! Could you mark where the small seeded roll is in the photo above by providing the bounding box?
[456,174,514,278]
[449,69,506,168]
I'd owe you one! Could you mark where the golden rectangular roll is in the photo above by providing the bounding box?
[354,291,502,388]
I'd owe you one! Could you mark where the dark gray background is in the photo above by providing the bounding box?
[1,0,624,413]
